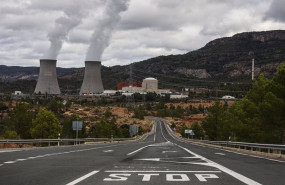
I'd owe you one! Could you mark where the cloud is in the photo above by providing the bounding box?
[1,0,285,68]
[266,0,285,22]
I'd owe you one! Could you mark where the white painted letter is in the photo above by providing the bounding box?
[138,174,159,181]
[166,174,190,181]
[103,174,131,181]
[195,174,219,181]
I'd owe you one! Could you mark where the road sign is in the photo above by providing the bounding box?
[184,129,195,135]
[72,121,83,131]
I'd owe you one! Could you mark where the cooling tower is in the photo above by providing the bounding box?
[34,59,60,95]
[80,61,104,94]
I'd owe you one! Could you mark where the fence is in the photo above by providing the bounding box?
[0,137,136,148]
[163,119,285,156]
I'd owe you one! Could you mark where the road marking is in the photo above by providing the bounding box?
[162,151,177,154]
[136,158,160,161]
[105,170,221,173]
[103,150,113,153]
[215,153,225,156]
[195,174,219,181]
[66,170,99,185]
[161,120,262,185]
[4,161,16,164]
[166,174,190,181]
[138,174,159,181]
[0,143,142,167]
[104,174,131,181]
[16,159,27,161]
[127,145,150,155]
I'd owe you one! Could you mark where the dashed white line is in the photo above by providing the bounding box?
[66,170,99,185]
[4,161,16,164]
[215,153,225,156]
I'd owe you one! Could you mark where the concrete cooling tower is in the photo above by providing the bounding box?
[34,59,61,95]
[80,61,104,94]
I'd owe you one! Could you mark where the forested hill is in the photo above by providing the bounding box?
[1,30,285,93]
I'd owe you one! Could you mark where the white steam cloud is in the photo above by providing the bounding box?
[85,0,130,61]
[43,1,96,59]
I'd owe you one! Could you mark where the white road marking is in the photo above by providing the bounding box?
[66,170,99,185]
[127,145,150,155]
[4,161,16,164]
[162,120,262,185]
[103,150,114,153]
[162,151,177,154]
[138,174,159,181]
[105,170,221,173]
[135,158,160,161]
[215,153,225,156]
[104,174,131,181]
[195,174,219,181]
[166,174,190,181]
[16,159,27,161]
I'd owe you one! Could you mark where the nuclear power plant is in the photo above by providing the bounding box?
[34,59,61,95]
[80,61,104,94]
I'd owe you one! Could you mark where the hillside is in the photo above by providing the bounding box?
[1,30,285,94]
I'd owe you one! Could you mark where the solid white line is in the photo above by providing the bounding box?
[66,170,99,185]
[105,170,222,173]
[127,145,150,155]
[161,120,262,185]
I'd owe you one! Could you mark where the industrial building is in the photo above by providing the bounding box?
[120,77,170,94]
[80,61,104,94]
[117,82,142,90]
[34,59,60,95]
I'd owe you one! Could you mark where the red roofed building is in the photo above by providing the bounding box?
[117,82,142,90]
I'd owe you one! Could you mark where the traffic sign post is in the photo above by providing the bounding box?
[185,129,195,139]
[72,121,83,145]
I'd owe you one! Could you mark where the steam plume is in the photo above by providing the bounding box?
[43,1,93,59]
[85,0,129,61]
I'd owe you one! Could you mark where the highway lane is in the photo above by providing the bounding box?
[0,119,284,185]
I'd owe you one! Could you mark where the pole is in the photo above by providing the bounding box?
[76,121,78,145]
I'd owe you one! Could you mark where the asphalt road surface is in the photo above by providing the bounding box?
[0,118,284,185]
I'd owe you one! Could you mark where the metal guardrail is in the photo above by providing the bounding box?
[0,137,136,148]
[163,119,285,155]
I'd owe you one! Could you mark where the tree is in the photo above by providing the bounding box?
[202,101,226,140]
[9,103,33,139]
[1,130,21,139]
[30,108,61,139]
[190,122,204,139]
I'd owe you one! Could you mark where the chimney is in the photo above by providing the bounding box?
[34,59,60,95]
[80,61,104,94]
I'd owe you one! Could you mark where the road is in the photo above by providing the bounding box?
[0,118,284,185]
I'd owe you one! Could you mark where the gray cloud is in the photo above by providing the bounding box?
[266,0,285,22]
[0,0,285,68]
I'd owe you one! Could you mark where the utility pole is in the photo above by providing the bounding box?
[126,63,135,107]
[249,51,255,81]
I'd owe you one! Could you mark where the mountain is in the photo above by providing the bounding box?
[1,30,285,94]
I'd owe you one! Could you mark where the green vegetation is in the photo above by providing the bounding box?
[30,108,61,139]
[202,63,285,144]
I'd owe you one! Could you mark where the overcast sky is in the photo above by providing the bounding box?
[1,0,285,68]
